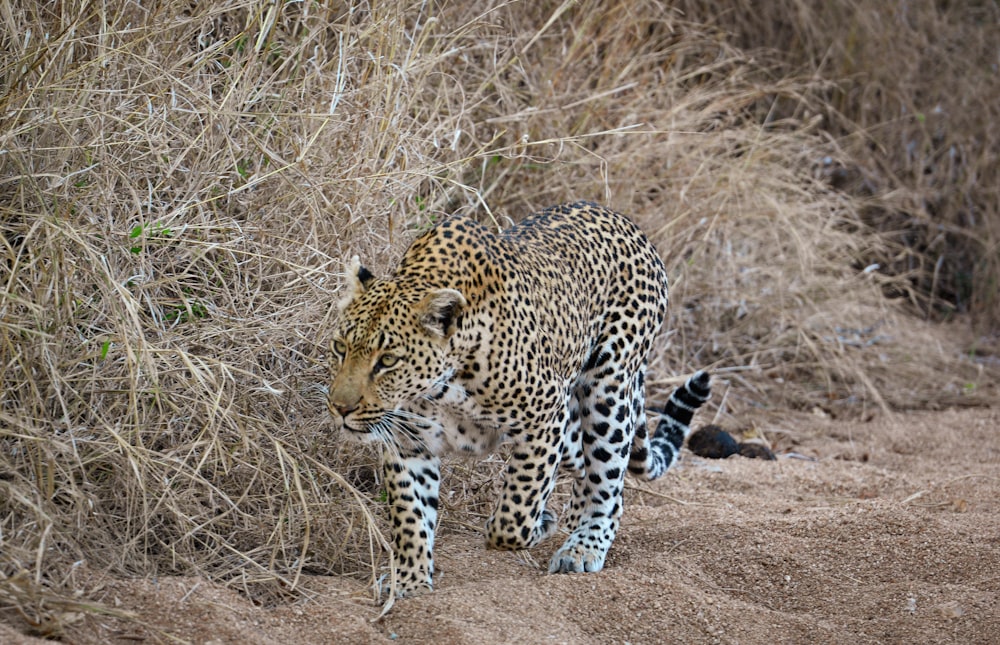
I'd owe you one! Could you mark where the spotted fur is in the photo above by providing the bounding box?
[328,201,710,595]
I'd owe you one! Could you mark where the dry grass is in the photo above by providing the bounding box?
[0,0,995,635]
[674,0,1000,323]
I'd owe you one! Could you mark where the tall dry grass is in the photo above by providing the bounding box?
[674,0,1000,323]
[0,0,994,635]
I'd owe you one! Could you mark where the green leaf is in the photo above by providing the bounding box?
[100,340,111,360]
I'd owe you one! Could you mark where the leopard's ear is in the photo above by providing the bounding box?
[416,288,467,338]
[338,256,376,309]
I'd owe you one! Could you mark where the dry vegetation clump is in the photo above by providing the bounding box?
[675,0,1000,323]
[0,0,995,636]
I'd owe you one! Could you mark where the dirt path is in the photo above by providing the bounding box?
[4,407,997,644]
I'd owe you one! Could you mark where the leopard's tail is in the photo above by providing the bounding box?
[628,370,711,481]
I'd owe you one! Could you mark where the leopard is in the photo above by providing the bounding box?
[327,201,711,596]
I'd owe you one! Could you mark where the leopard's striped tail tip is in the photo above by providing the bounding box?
[657,370,712,441]
[683,370,712,414]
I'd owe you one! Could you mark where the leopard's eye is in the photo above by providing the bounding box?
[374,353,399,372]
[331,339,348,357]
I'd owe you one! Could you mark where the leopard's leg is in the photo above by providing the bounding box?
[561,391,585,473]
[549,362,644,574]
[382,449,441,596]
[485,407,568,550]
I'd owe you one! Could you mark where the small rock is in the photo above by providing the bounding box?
[688,425,739,459]
[688,425,776,460]
[936,601,964,619]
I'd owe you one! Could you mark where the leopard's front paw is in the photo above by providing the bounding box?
[379,573,433,599]
[548,539,608,574]
[395,580,433,598]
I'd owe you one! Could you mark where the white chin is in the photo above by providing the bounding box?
[341,423,379,443]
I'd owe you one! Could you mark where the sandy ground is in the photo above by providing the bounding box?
[3,406,997,644]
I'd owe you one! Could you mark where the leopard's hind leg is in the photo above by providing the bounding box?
[549,358,646,574]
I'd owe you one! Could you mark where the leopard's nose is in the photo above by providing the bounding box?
[335,403,357,417]
[330,398,359,418]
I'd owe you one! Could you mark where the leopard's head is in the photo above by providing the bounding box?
[327,256,466,441]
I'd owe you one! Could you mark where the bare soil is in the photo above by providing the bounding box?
[3,406,997,645]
